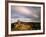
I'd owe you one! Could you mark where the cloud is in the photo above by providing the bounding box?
[11,6,40,23]
[13,6,39,18]
[15,6,32,15]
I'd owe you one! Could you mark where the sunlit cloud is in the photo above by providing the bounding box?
[11,6,40,23]
[13,6,39,18]
[15,6,31,15]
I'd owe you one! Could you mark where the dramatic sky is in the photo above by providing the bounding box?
[11,6,41,23]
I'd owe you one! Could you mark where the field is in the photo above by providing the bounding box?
[11,22,41,31]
